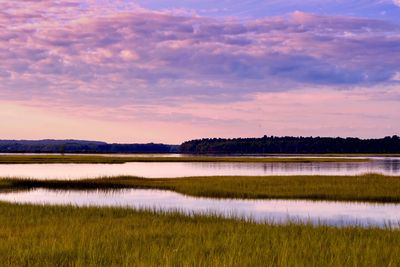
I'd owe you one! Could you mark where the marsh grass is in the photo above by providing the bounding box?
[0,155,370,164]
[0,202,399,267]
[2,174,400,203]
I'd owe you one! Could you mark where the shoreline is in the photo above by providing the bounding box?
[0,155,371,164]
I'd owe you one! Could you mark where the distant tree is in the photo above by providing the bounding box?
[59,145,65,155]
[179,136,400,154]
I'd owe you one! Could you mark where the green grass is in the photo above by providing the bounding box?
[2,174,400,203]
[0,202,399,267]
[0,155,370,164]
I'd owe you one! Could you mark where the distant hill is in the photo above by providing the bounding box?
[0,140,178,154]
[180,135,400,154]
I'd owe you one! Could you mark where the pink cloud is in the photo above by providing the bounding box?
[120,50,140,61]
[2,84,399,142]
[1,2,399,106]
[0,1,399,141]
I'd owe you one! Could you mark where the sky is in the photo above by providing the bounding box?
[1,0,400,143]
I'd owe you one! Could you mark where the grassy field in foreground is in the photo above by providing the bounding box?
[0,203,399,267]
[0,155,370,164]
[2,174,400,203]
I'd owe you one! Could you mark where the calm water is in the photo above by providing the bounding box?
[0,153,184,157]
[0,188,398,228]
[0,158,399,179]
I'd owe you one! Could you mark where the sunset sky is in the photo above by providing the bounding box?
[1,0,400,143]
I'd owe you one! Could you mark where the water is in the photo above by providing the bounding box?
[0,153,184,157]
[0,158,399,179]
[0,188,398,228]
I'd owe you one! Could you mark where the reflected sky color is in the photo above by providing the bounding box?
[0,188,399,228]
[1,1,400,142]
[0,158,398,179]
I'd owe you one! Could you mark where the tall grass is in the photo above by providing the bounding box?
[0,202,399,267]
[3,174,400,203]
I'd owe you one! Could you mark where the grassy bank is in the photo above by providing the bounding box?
[2,174,400,203]
[0,202,399,267]
[0,155,370,164]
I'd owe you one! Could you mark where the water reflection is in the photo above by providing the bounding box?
[0,153,184,157]
[0,159,399,180]
[0,188,398,228]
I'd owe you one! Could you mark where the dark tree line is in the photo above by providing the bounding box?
[0,140,178,154]
[179,135,400,154]
[3,136,400,154]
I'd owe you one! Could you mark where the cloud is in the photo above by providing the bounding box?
[120,50,140,61]
[0,1,400,108]
[391,72,400,81]
[4,84,399,142]
[394,0,400,7]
